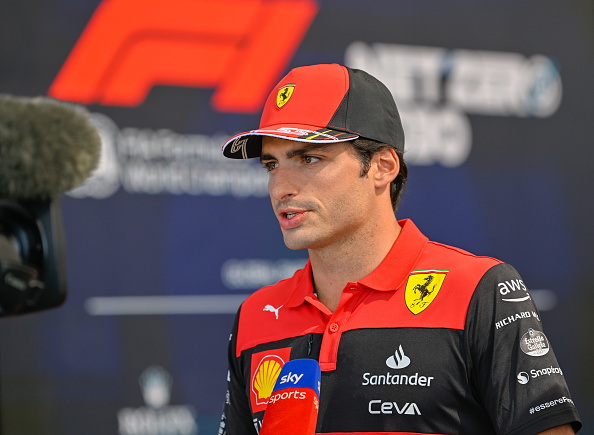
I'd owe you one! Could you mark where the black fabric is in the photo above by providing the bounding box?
[328,67,405,151]
[466,263,582,435]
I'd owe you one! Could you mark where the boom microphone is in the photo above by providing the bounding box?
[0,94,101,199]
[0,95,101,315]
[260,359,321,435]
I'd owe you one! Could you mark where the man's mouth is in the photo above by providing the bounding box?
[278,210,308,229]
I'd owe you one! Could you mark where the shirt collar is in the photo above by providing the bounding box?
[358,219,428,291]
[283,219,428,307]
[284,260,315,308]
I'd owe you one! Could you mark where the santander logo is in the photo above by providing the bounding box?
[386,345,411,369]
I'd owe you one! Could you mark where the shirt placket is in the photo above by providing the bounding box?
[315,283,363,372]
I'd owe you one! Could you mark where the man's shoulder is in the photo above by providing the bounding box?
[411,240,504,314]
[424,239,502,275]
[397,219,502,277]
[233,265,313,357]
[241,280,292,313]
[239,265,308,315]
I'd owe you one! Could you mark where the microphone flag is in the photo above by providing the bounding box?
[260,358,321,435]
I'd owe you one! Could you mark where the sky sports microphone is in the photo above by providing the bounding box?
[260,358,321,435]
[0,94,101,315]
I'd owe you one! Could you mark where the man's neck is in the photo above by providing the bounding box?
[308,218,401,312]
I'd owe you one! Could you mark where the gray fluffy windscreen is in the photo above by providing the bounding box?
[0,95,101,199]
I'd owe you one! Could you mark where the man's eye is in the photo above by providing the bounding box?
[303,155,320,164]
[262,161,277,171]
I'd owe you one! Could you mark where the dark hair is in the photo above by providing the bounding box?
[350,138,408,212]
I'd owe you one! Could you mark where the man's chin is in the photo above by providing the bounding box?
[282,232,313,251]
[282,240,309,251]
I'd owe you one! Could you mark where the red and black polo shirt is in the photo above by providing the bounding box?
[219,219,581,435]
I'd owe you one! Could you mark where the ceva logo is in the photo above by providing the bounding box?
[48,0,318,112]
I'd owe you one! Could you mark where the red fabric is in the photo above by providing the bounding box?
[236,219,500,372]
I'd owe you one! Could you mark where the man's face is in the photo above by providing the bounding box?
[260,136,377,251]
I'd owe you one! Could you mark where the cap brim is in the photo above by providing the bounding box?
[222,124,359,159]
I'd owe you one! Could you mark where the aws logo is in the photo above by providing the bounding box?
[48,0,318,112]
[250,347,291,412]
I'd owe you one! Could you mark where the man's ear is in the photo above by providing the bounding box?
[372,148,400,188]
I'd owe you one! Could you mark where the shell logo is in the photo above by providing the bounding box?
[253,358,283,400]
[250,348,291,412]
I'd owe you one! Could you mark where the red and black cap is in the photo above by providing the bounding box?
[222,63,404,159]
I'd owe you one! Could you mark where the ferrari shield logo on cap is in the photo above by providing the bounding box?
[405,270,448,315]
[276,85,295,108]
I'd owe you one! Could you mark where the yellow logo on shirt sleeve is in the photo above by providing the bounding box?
[405,270,448,315]
[250,347,291,412]
[253,358,282,400]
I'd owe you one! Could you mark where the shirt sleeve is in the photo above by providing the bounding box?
[219,306,258,435]
[465,262,581,435]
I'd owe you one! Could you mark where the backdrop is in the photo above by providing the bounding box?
[1,0,593,433]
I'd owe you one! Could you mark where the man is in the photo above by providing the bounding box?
[219,63,581,434]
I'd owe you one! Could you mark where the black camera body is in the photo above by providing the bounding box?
[0,199,67,316]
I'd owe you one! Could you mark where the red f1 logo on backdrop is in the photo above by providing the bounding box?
[48,0,318,112]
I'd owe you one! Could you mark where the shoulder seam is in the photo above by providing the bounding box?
[427,240,502,264]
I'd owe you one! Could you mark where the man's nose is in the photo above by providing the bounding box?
[269,166,298,202]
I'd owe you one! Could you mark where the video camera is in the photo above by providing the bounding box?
[0,94,100,316]
[0,199,67,315]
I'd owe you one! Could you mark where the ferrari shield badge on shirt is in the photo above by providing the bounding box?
[405,270,448,315]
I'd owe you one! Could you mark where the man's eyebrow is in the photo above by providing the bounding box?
[259,153,275,163]
[286,143,334,159]
[260,143,336,163]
